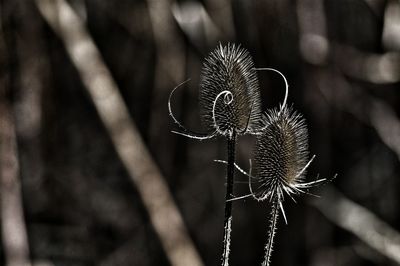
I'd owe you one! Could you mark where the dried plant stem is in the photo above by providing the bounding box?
[222,132,236,266]
[262,197,280,266]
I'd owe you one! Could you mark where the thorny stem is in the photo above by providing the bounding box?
[262,196,280,266]
[222,131,236,266]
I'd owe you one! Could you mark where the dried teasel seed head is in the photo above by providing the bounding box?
[251,105,309,202]
[199,43,262,137]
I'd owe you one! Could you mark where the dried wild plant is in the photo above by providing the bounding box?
[169,43,262,266]
[169,44,333,266]
[229,69,334,266]
[252,105,321,266]
[169,43,262,140]
[199,44,262,137]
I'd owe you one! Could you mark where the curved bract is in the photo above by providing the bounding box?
[199,43,262,137]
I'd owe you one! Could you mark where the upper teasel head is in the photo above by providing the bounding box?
[199,43,262,138]
[250,104,310,202]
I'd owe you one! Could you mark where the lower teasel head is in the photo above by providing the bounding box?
[251,105,310,203]
[248,103,334,266]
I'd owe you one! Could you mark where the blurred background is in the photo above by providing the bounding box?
[1,0,400,265]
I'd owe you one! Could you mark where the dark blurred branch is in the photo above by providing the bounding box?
[369,99,400,162]
[12,0,49,216]
[313,187,400,264]
[297,0,329,65]
[35,0,203,265]
[0,101,32,266]
[382,0,400,51]
[0,1,32,265]
[204,0,235,40]
[172,1,219,50]
[147,0,185,85]
[297,0,400,83]
[363,0,387,17]
[146,0,187,175]
[318,69,400,161]
[333,45,400,84]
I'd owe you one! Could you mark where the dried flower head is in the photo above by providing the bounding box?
[251,105,314,204]
[245,71,333,224]
[249,102,335,266]
[168,43,262,140]
[222,68,332,218]
[199,43,262,137]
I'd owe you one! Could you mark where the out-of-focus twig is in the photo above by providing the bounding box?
[32,260,55,266]
[147,0,185,85]
[369,100,400,162]
[313,187,400,264]
[35,1,204,266]
[363,0,386,17]
[297,0,400,83]
[0,2,32,265]
[0,104,32,266]
[172,1,219,50]
[317,68,400,162]
[12,0,48,213]
[296,0,329,65]
[333,45,400,84]
[204,0,235,40]
[146,0,187,175]
[382,0,400,51]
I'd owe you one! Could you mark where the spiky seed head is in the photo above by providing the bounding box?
[252,105,309,202]
[199,43,262,137]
